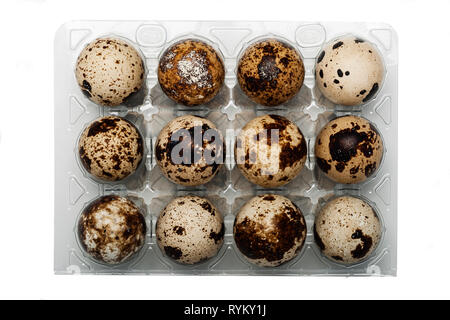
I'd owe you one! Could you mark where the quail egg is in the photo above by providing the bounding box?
[315,36,384,106]
[78,116,144,181]
[237,38,305,106]
[314,196,381,264]
[78,195,146,265]
[234,194,307,267]
[156,195,224,264]
[75,38,145,106]
[315,115,383,184]
[158,39,225,106]
[235,114,307,188]
[155,115,224,186]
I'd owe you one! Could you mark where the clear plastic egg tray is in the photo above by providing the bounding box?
[54,21,397,276]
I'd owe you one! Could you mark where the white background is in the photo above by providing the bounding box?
[0,0,449,300]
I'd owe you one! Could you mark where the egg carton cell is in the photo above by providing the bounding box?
[55,21,397,276]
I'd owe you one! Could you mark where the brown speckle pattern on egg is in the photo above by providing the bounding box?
[155,115,224,186]
[75,38,145,106]
[314,196,381,264]
[237,39,305,106]
[315,36,384,106]
[315,115,383,184]
[234,194,306,267]
[156,196,224,264]
[78,195,146,265]
[78,116,144,181]
[235,114,307,188]
[158,39,225,106]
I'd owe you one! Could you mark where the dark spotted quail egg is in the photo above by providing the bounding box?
[78,116,144,182]
[75,38,145,106]
[155,115,224,186]
[314,196,381,264]
[156,195,224,264]
[235,114,307,188]
[315,115,383,184]
[234,194,307,267]
[237,39,305,106]
[78,195,146,265]
[315,36,384,106]
[158,39,225,106]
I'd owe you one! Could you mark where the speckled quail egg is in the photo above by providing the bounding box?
[75,38,145,106]
[237,39,305,106]
[315,36,384,106]
[234,194,307,267]
[156,195,224,264]
[314,196,381,264]
[315,115,383,184]
[235,114,307,188]
[158,39,225,106]
[78,116,144,181]
[155,115,224,186]
[78,195,146,265]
